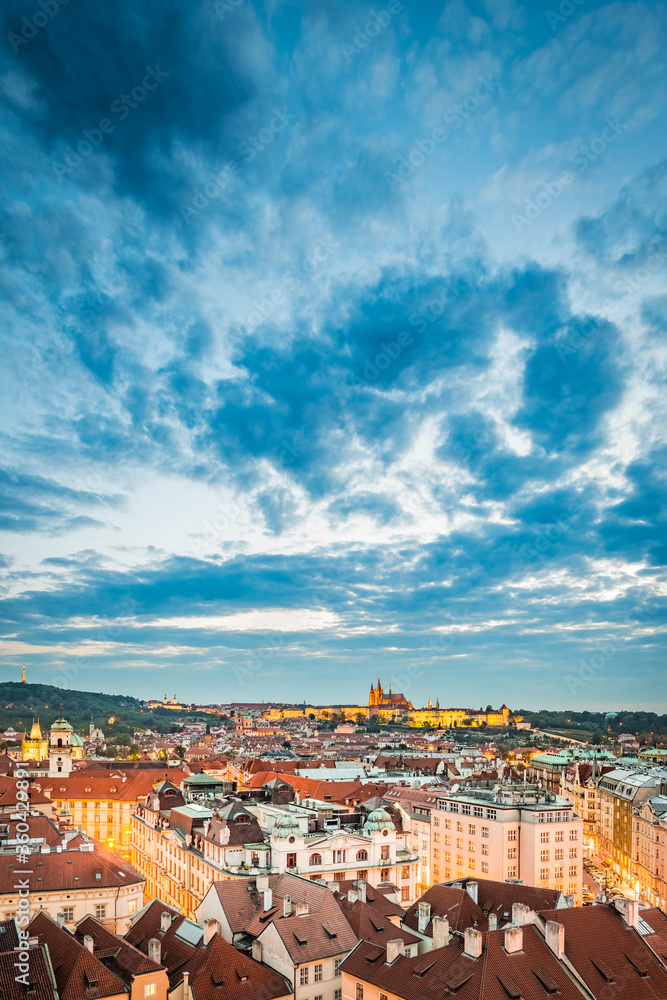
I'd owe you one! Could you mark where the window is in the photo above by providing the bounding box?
[508,830,517,841]
[144,987,156,998]
[487,810,496,820]
[433,816,440,827]
[555,849,564,861]
[481,862,489,874]
[63,907,74,922]
[356,984,364,1000]
[456,822,463,833]
[555,830,564,842]
[507,848,517,859]
[540,831,550,843]
[287,853,297,868]
[468,824,475,835]
[540,850,549,862]
[456,855,463,867]
[555,865,564,878]
[309,853,322,866]
[474,806,483,818]
[314,963,323,982]
[468,842,475,853]
[380,869,390,882]
[469,858,475,870]
[462,805,471,815]
[334,992,342,1000]
[444,819,451,829]
[444,836,451,846]
[481,844,488,855]
[334,958,342,978]
[401,886,410,901]
[444,852,451,862]
[569,830,578,841]
[401,866,410,879]
[433,832,439,843]
[507,866,517,877]
[380,994,389,1000]
[540,869,549,881]
[315,996,323,1000]
[481,826,489,838]
[569,866,578,877]
[568,883,577,894]
[381,845,390,860]
[300,968,309,986]
[457,839,463,850]
[433,850,439,860]
[95,905,106,920]
[569,848,578,859]
[357,870,368,881]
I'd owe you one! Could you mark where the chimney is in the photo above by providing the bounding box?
[204,918,219,944]
[488,913,498,931]
[283,895,292,918]
[83,934,94,953]
[545,920,565,961]
[505,926,523,954]
[466,881,478,904]
[432,915,449,949]
[182,971,189,998]
[386,939,405,964]
[348,889,358,903]
[357,879,367,903]
[615,898,639,930]
[464,927,483,960]
[57,913,64,928]
[148,938,162,964]
[263,889,273,911]
[256,874,269,892]
[251,940,262,963]
[160,911,171,933]
[295,901,309,916]
[417,901,431,934]
[564,893,574,907]
[511,902,530,926]
[328,882,339,894]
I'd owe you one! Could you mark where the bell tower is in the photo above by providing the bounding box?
[49,707,74,777]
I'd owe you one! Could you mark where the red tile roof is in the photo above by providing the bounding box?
[403,884,487,935]
[36,769,190,802]
[29,911,127,1000]
[75,915,164,980]
[640,907,667,963]
[0,943,58,1000]
[0,840,144,894]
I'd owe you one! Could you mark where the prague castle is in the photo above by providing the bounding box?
[368,677,413,710]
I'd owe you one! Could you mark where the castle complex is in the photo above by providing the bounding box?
[368,677,413,710]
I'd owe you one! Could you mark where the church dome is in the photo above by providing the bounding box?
[272,813,302,838]
[70,733,84,746]
[51,716,73,732]
[363,807,395,833]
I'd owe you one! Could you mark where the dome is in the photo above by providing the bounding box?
[272,813,302,838]
[29,720,42,740]
[51,716,73,732]
[363,807,395,833]
[70,733,84,746]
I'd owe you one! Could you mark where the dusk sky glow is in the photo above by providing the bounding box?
[1,0,666,710]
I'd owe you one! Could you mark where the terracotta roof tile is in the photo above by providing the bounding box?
[0,840,143,894]
[0,943,57,1000]
[29,911,127,1000]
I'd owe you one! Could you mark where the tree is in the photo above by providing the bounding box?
[591,733,603,745]
[174,745,186,759]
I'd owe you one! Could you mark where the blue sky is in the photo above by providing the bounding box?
[1,0,666,711]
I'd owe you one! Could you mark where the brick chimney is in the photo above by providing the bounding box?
[432,915,449,949]
[283,895,292,917]
[505,927,523,954]
[417,901,431,933]
[545,920,565,961]
[295,901,309,916]
[328,882,340,894]
[160,911,171,933]
[466,881,478,904]
[348,889,358,903]
[464,927,483,959]
[386,939,405,964]
[511,902,530,926]
[488,913,498,931]
[357,879,367,903]
[251,940,262,962]
[615,898,639,930]
[148,938,161,964]
[83,935,94,953]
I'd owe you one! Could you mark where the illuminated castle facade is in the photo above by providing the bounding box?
[369,677,413,711]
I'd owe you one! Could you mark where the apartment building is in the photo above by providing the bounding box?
[432,783,583,903]
[384,788,440,897]
[597,767,666,884]
[634,794,667,908]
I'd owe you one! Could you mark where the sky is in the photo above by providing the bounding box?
[1,0,666,713]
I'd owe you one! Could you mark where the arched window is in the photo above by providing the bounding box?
[57,738,63,748]
[309,853,322,866]
[356,850,368,862]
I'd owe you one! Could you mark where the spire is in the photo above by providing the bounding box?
[21,665,26,684]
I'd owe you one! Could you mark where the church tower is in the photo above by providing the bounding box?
[22,720,48,762]
[49,709,74,777]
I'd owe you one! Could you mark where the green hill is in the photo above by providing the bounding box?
[0,682,214,740]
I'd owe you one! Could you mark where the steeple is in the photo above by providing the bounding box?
[21,665,26,684]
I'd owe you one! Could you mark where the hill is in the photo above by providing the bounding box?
[0,682,216,740]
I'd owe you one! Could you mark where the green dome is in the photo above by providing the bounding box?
[272,813,302,838]
[51,717,73,732]
[363,807,395,833]
[70,733,84,746]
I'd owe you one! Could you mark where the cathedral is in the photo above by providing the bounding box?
[21,714,85,771]
[368,677,413,710]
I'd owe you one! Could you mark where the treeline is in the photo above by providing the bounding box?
[520,708,667,739]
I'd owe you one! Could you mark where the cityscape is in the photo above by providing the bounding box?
[2,0,667,997]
